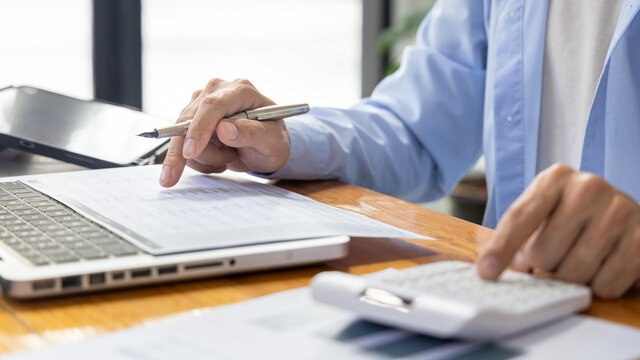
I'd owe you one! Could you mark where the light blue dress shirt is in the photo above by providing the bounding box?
[270,0,640,228]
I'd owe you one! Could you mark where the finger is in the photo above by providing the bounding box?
[591,226,640,299]
[193,143,238,167]
[217,118,283,152]
[217,118,290,172]
[191,89,203,101]
[183,79,274,160]
[510,249,533,272]
[523,173,611,272]
[186,159,227,174]
[177,89,205,124]
[226,158,250,173]
[160,136,187,187]
[477,164,574,280]
[554,195,632,284]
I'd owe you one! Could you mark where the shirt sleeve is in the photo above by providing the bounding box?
[267,0,489,203]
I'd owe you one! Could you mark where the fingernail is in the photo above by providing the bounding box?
[479,255,502,279]
[183,138,197,158]
[219,121,238,140]
[159,166,172,184]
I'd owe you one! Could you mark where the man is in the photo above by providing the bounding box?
[159,0,640,299]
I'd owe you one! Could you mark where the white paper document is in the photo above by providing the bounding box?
[5,286,640,360]
[23,165,428,255]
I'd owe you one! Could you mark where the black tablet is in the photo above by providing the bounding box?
[0,86,171,168]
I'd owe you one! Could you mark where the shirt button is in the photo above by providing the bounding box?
[510,10,517,18]
[507,115,513,122]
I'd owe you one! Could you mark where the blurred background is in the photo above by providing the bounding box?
[0,0,485,223]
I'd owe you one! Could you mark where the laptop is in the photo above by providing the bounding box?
[0,166,351,299]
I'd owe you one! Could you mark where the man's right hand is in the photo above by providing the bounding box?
[159,78,291,187]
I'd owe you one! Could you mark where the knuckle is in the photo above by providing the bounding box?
[557,255,593,284]
[592,284,613,299]
[177,112,194,123]
[629,226,640,253]
[525,243,555,271]
[541,163,574,182]
[570,174,609,204]
[205,78,225,91]
[232,78,254,88]
[164,150,184,164]
[505,201,527,221]
[201,94,224,106]
[531,164,571,193]
[608,195,635,224]
[191,89,203,100]
[593,283,624,299]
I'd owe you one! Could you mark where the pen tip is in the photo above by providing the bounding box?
[137,131,158,138]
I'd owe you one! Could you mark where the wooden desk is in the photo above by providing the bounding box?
[0,151,639,354]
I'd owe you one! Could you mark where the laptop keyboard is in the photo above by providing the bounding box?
[0,181,140,266]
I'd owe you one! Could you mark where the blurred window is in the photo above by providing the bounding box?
[142,0,362,119]
[0,0,92,99]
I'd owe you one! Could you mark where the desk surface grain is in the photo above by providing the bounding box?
[0,175,639,354]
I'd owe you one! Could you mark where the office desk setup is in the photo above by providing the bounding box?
[0,150,639,356]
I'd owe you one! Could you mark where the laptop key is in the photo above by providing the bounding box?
[45,251,79,263]
[83,231,113,240]
[39,224,65,232]
[40,205,66,213]
[6,204,31,211]
[46,210,69,217]
[0,214,18,221]
[31,200,55,207]
[22,252,50,266]
[31,219,56,227]
[15,192,44,200]
[73,246,109,259]
[0,182,25,189]
[15,230,41,238]
[9,241,31,252]
[40,246,78,259]
[1,200,22,207]
[23,235,52,245]
[90,236,116,245]
[2,219,27,226]
[32,241,61,250]
[1,236,21,245]
[54,215,81,223]
[64,220,86,227]
[23,214,49,222]
[7,188,33,194]
[71,225,98,233]
[99,242,138,256]
[14,208,42,217]
[46,229,74,237]
[55,234,84,243]
[6,224,33,232]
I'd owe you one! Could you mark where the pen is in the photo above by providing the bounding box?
[137,103,310,139]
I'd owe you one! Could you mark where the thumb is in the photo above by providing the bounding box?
[217,118,284,150]
[216,118,289,169]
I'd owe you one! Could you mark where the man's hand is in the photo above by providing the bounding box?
[159,78,291,187]
[478,164,640,299]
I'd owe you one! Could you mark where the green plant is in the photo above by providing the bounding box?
[378,3,434,75]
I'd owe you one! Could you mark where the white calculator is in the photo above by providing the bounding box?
[310,261,591,340]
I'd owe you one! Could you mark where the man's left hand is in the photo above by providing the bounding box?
[477,164,640,299]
